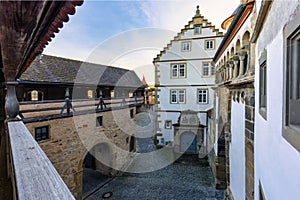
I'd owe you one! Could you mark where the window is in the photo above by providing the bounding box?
[205,39,215,50]
[171,90,177,103]
[96,116,103,127]
[110,90,115,98]
[165,120,172,129]
[181,41,191,51]
[198,89,208,104]
[211,65,215,76]
[194,26,201,34]
[178,90,185,103]
[283,9,300,152]
[31,90,38,101]
[35,126,49,142]
[202,62,210,76]
[170,89,186,104]
[87,90,93,98]
[171,63,186,78]
[259,51,267,119]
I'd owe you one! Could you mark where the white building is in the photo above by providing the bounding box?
[153,6,223,153]
[252,0,300,199]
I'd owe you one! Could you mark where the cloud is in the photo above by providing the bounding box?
[43,0,240,83]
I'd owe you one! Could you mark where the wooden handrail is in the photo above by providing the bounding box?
[7,121,75,200]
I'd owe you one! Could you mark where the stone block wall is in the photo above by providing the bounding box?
[245,89,254,200]
[24,107,136,199]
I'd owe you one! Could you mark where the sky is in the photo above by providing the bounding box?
[44,0,240,83]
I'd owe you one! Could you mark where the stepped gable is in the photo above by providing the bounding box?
[153,5,223,63]
[20,54,143,88]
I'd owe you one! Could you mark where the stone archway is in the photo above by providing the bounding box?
[83,142,113,176]
[80,142,114,199]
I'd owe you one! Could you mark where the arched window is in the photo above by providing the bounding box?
[31,90,38,101]
[110,90,115,98]
[87,90,93,98]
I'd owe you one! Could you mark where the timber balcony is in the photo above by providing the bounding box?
[4,97,143,199]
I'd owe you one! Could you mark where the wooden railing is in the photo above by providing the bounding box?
[19,97,144,122]
[7,121,75,199]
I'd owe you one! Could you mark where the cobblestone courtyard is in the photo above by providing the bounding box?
[83,160,223,200]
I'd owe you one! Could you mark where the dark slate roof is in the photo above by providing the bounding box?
[20,54,143,88]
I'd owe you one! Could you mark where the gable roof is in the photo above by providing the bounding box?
[153,6,223,63]
[20,54,144,88]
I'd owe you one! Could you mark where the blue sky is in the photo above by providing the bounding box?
[44,0,240,83]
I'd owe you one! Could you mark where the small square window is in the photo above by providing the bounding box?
[35,126,49,142]
[194,26,201,34]
[96,116,103,127]
[205,40,215,50]
[181,41,191,51]
[165,120,172,129]
[31,90,38,101]
[87,90,93,98]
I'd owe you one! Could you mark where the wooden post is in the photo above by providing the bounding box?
[5,82,19,120]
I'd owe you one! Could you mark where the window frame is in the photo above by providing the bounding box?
[31,90,39,101]
[170,63,187,79]
[34,126,50,142]
[181,41,191,52]
[283,9,300,152]
[170,89,186,104]
[165,120,172,129]
[259,50,267,120]
[211,65,215,76]
[204,39,216,50]
[197,89,209,104]
[87,89,93,99]
[202,62,210,77]
[194,26,202,35]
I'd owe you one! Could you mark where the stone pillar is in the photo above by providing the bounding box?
[233,56,239,78]
[228,61,234,80]
[238,51,247,76]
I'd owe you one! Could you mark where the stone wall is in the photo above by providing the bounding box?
[24,107,137,199]
[209,86,230,190]
[244,88,254,200]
